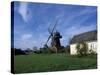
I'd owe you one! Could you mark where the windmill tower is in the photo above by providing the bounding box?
[44,19,62,53]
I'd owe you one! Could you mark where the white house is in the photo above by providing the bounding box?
[70,30,97,55]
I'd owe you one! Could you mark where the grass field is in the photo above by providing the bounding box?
[14,53,97,73]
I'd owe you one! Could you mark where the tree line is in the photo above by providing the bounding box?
[11,45,70,55]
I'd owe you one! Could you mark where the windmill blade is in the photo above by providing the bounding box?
[48,18,59,33]
[51,19,58,33]
[45,25,53,45]
[48,24,52,34]
[45,34,52,45]
[48,28,53,36]
[45,19,59,45]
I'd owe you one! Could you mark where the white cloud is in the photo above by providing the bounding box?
[21,34,32,40]
[14,34,34,50]
[58,7,96,29]
[14,33,49,50]
[18,2,32,23]
[66,24,96,36]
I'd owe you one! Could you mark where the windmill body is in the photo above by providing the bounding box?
[51,31,62,53]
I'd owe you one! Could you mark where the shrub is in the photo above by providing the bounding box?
[89,49,96,55]
[39,46,52,54]
[76,41,88,57]
[58,46,65,53]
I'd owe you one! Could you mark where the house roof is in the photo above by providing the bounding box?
[70,30,97,44]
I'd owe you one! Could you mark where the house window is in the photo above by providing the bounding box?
[90,43,95,50]
[90,44,93,50]
[90,44,92,49]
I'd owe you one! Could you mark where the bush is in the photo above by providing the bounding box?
[11,48,26,55]
[34,50,42,54]
[89,49,97,55]
[58,46,65,53]
[76,41,88,57]
[39,46,52,54]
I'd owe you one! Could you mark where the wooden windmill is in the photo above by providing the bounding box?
[44,19,62,53]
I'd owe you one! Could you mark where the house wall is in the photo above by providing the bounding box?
[70,41,97,55]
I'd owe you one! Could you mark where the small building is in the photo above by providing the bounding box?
[70,30,97,55]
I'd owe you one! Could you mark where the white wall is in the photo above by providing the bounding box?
[70,41,97,55]
[70,44,77,55]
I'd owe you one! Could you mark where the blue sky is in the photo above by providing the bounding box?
[12,1,97,50]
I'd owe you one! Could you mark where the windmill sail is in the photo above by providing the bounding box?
[45,19,59,45]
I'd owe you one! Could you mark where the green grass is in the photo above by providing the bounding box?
[14,53,97,73]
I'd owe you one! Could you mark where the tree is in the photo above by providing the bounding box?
[11,48,26,55]
[76,41,88,57]
[33,46,38,51]
[66,45,70,54]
